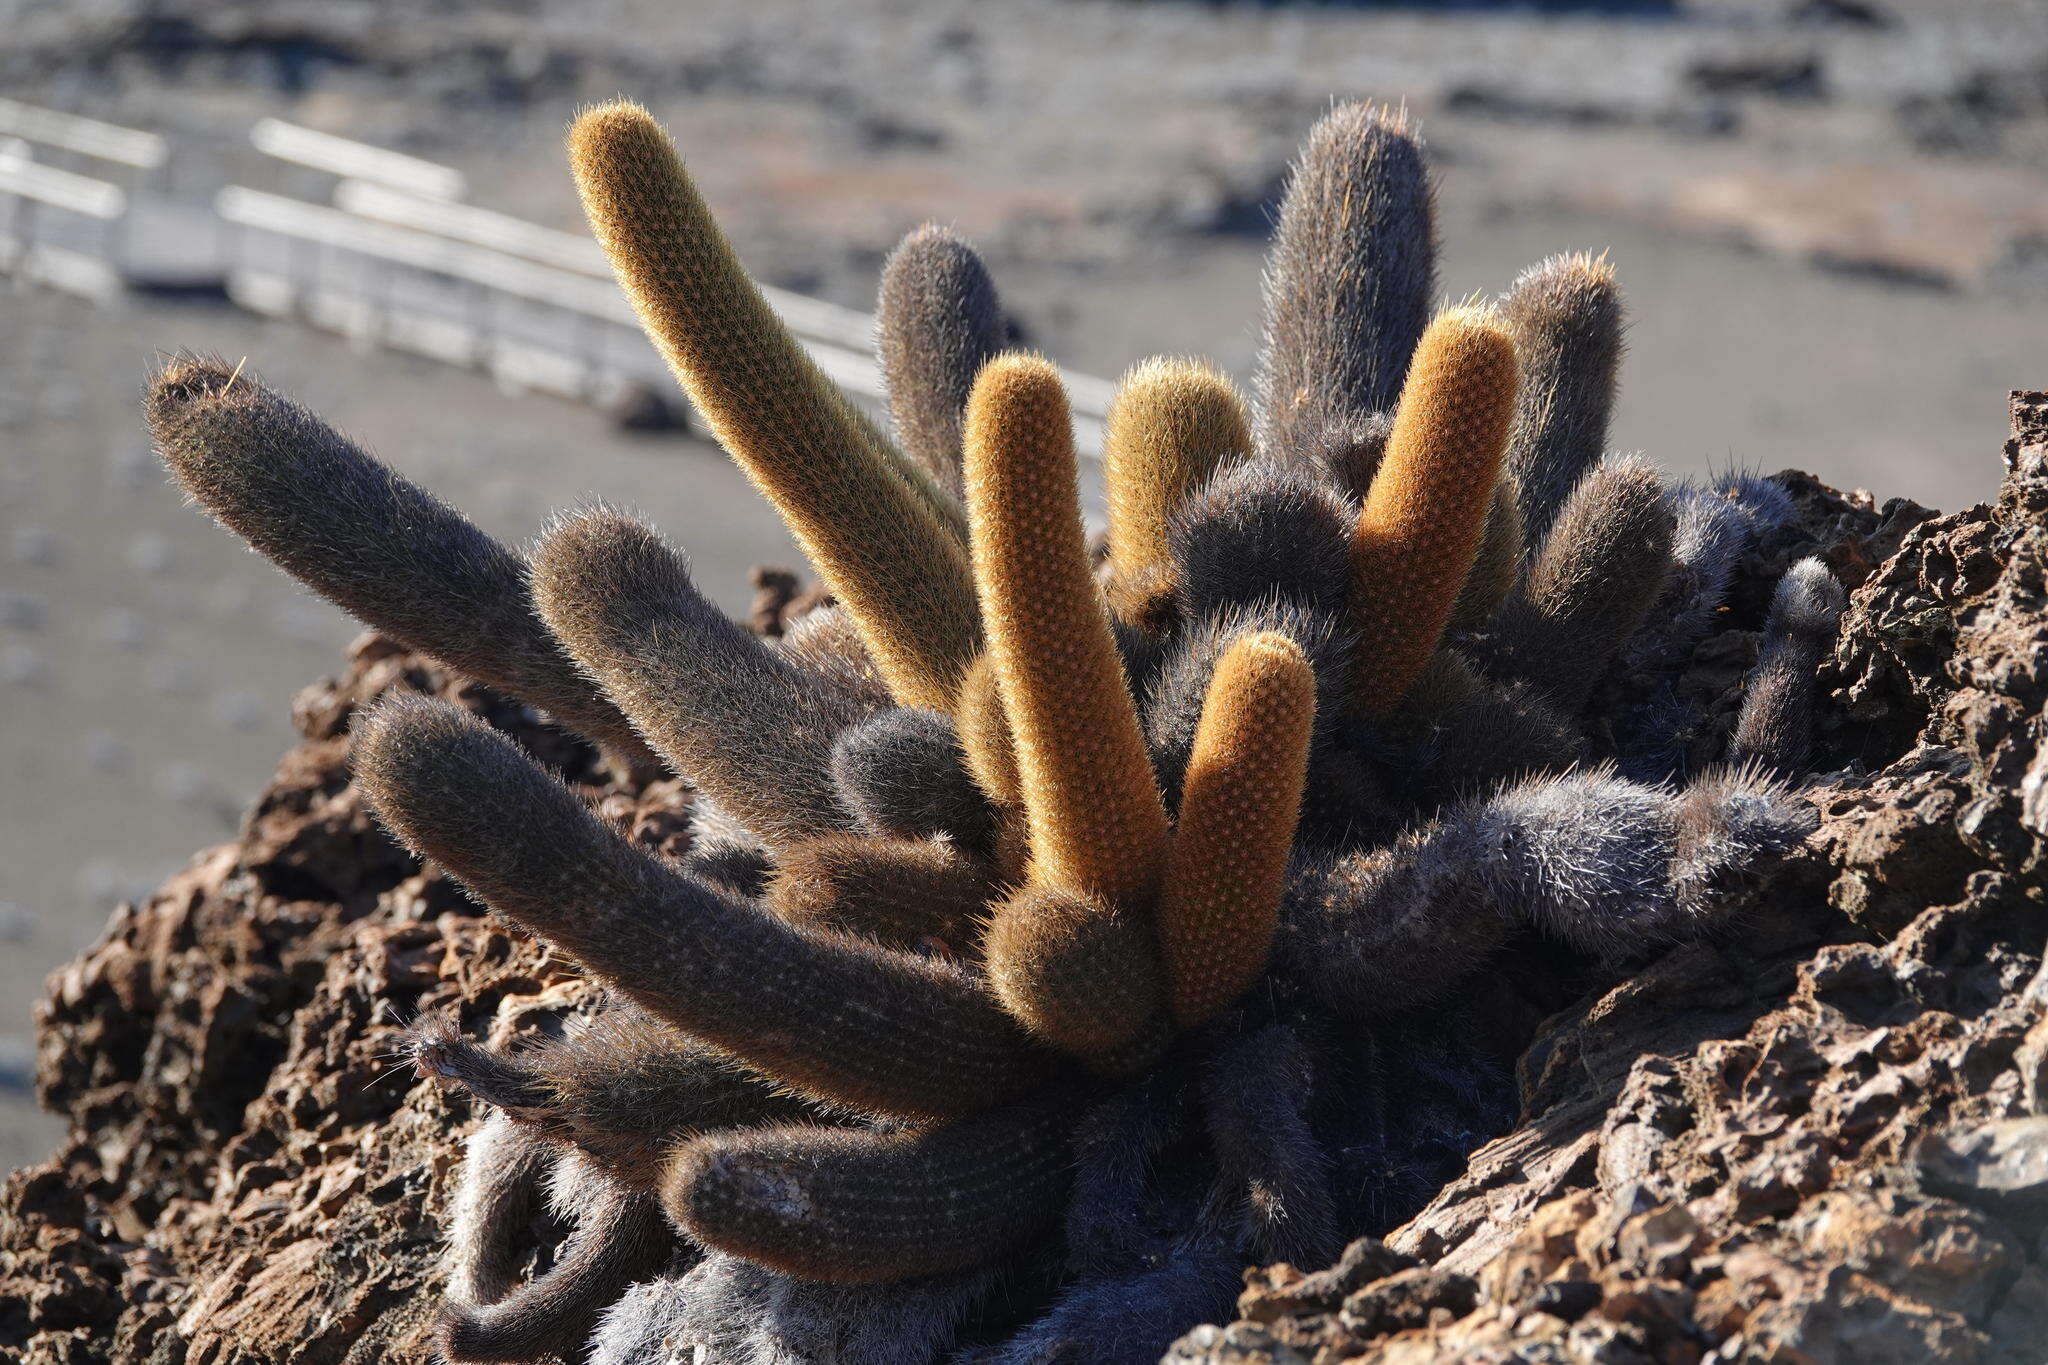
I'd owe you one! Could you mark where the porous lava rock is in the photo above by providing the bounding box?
[4,398,2046,1364]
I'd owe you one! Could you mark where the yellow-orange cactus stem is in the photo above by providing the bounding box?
[1102,357,1252,630]
[1158,631,1315,1027]
[1349,305,1519,714]
[568,101,979,711]
[963,353,1170,906]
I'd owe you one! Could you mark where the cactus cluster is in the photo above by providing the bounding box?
[145,99,1843,1365]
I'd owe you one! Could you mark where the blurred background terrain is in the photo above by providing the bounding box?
[0,0,2042,1164]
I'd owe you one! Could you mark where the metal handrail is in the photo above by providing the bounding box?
[331,177,882,354]
[327,177,1116,429]
[0,98,165,170]
[218,185,891,400]
[0,149,126,219]
[231,122,1117,451]
[251,119,466,200]
[222,185,628,317]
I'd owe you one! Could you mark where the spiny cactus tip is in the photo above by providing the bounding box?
[568,98,660,146]
[970,350,1062,405]
[1509,249,1616,294]
[148,352,239,407]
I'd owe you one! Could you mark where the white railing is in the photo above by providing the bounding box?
[251,119,466,200]
[218,184,899,407]
[323,173,1114,446]
[331,177,882,355]
[334,178,608,274]
[220,186,632,319]
[0,97,165,170]
[0,147,126,219]
[0,135,130,302]
[0,103,1115,452]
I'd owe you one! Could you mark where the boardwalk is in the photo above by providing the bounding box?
[0,105,1113,455]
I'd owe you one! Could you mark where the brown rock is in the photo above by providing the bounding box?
[1337,1267,1479,1338]
[1738,1267,1987,1364]
[1237,1238,1420,1325]
[1919,1118,2048,1223]
[0,649,629,1362]
[1790,1189,2020,1320]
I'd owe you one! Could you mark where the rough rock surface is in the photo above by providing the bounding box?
[3,399,2045,1363]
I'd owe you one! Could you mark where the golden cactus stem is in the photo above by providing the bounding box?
[954,649,1021,810]
[1158,632,1315,1028]
[567,101,978,711]
[964,354,1170,907]
[1349,305,1519,715]
[1102,357,1253,631]
[981,882,1170,1068]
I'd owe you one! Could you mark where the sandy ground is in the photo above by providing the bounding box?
[1,0,2043,1167]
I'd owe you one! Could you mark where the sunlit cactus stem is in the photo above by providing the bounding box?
[964,354,1175,1062]
[1159,631,1317,1028]
[963,354,1171,906]
[568,101,981,711]
[1348,305,1520,715]
[1102,357,1254,631]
